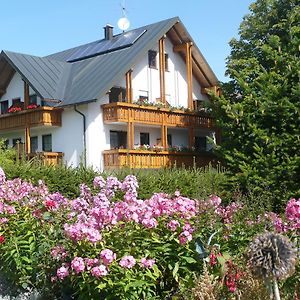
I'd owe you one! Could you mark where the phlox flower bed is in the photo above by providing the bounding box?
[0,168,298,299]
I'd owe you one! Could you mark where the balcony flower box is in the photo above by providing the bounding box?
[27,103,39,109]
[8,106,22,113]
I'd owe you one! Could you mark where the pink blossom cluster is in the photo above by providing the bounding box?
[56,253,111,280]
[215,202,243,224]
[140,257,155,268]
[0,168,68,216]
[119,255,136,269]
[54,249,155,280]
[64,175,198,247]
[285,198,300,228]
[254,198,300,233]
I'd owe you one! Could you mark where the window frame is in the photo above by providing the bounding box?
[42,134,52,152]
[0,100,9,114]
[164,53,169,71]
[30,136,38,153]
[148,50,157,69]
[140,132,150,146]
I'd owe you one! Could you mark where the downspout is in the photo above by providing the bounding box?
[74,105,86,167]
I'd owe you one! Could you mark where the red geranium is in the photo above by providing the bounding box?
[0,235,5,244]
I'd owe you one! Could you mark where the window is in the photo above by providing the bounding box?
[12,98,21,105]
[42,134,52,152]
[29,94,37,105]
[148,50,157,68]
[167,134,172,147]
[30,136,38,153]
[110,131,127,149]
[109,87,126,103]
[164,53,169,71]
[195,136,207,151]
[140,132,150,145]
[1,100,8,114]
[12,138,22,147]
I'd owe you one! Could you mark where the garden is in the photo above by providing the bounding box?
[0,0,299,298]
[0,158,298,299]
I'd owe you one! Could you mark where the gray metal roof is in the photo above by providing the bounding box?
[0,17,219,107]
[1,50,68,101]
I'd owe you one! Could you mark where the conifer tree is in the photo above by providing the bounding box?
[213,0,300,209]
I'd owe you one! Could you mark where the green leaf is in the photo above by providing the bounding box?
[172,262,179,278]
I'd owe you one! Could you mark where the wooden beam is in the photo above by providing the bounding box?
[161,124,168,149]
[188,127,195,149]
[24,81,30,109]
[25,127,31,154]
[127,120,134,150]
[186,43,193,109]
[125,70,133,103]
[173,42,193,52]
[201,86,221,96]
[0,88,6,94]
[159,38,166,104]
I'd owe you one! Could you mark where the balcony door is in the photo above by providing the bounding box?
[110,131,127,149]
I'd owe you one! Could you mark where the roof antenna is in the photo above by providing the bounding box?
[117,0,130,32]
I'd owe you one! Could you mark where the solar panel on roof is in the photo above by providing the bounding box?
[67,28,146,62]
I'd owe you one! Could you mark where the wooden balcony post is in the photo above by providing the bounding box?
[127,120,134,149]
[159,37,166,104]
[25,127,30,154]
[125,70,133,103]
[161,124,167,149]
[186,42,193,109]
[188,127,195,149]
[24,81,30,109]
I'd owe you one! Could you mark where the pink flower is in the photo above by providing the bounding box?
[167,220,180,231]
[85,258,99,269]
[86,228,102,244]
[91,265,108,277]
[142,217,158,228]
[100,249,116,265]
[183,222,194,233]
[0,168,6,184]
[44,199,59,210]
[51,245,68,260]
[119,255,136,269]
[93,176,106,189]
[71,257,85,274]
[56,266,69,280]
[179,230,193,245]
[285,198,300,222]
[5,205,16,214]
[209,195,221,207]
[0,218,8,224]
[140,258,155,268]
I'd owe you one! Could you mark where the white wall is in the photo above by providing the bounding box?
[130,37,207,108]
[0,73,42,107]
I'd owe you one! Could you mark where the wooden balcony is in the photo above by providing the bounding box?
[103,149,218,169]
[0,106,62,131]
[102,102,215,128]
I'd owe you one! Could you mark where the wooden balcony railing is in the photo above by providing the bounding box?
[0,106,62,131]
[103,149,218,169]
[18,151,64,166]
[102,102,215,128]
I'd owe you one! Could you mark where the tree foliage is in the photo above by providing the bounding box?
[212,0,300,210]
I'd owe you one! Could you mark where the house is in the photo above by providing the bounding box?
[0,17,220,170]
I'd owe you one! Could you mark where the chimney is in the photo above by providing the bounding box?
[104,24,114,40]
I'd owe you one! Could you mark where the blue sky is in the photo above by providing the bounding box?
[0,0,253,82]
